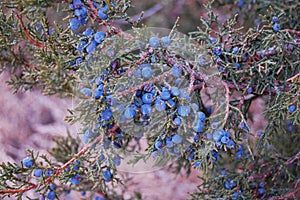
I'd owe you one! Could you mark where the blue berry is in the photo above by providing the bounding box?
[227,139,236,149]
[188,151,195,161]
[193,123,204,133]
[224,180,231,189]
[235,63,241,69]
[171,65,182,77]
[259,181,265,188]
[167,99,176,108]
[86,41,98,54]
[198,58,205,66]
[134,69,142,78]
[232,191,239,199]
[213,46,222,56]
[197,111,206,122]
[103,170,112,182]
[70,18,80,30]
[94,31,106,44]
[194,161,201,168]
[95,197,105,200]
[124,107,136,119]
[99,3,108,11]
[177,105,191,117]
[171,86,180,96]
[272,16,279,22]
[272,23,280,32]
[149,37,160,48]
[70,174,82,185]
[221,136,229,144]
[212,130,223,142]
[161,36,171,47]
[100,108,113,121]
[165,138,174,148]
[142,93,153,104]
[155,99,167,111]
[141,104,152,115]
[221,170,227,176]
[47,191,56,200]
[160,90,171,100]
[150,55,158,63]
[77,41,87,52]
[73,0,82,8]
[237,0,244,7]
[45,169,53,177]
[98,9,108,20]
[33,168,43,177]
[83,28,94,37]
[288,105,296,112]
[257,131,264,137]
[172,134,182,144]
[194,134,199,142]
[80,87,92,97]
[106,95,117,106]
[141,66,153,78]
[155,141,163,149]
[179,89,190,99]
[232,46,239,54]
[258,188,264,195]
[113,156,121,166]
[209,37,216,43]
[247,87,253,94]
[23,157,33,168]
[49,183,56,191]
[173,117,181,126]
[74,7,87,19]
[80,18,88,25]
[229,180,237,188]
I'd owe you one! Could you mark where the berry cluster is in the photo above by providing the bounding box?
[272,16,281,32]
[69,0,88,31]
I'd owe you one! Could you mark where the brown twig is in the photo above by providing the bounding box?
[13,11,48,50]
[221,81,230,128]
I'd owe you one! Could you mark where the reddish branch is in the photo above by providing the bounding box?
[13,11,48,50]
[284,151,300,167]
